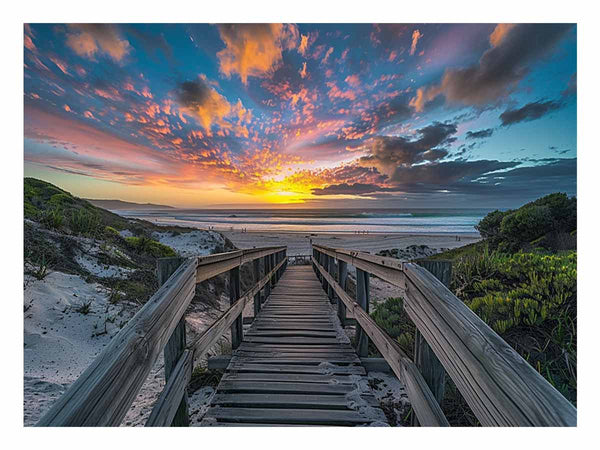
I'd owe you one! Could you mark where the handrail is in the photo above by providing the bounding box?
[313,256,449,426]
[312,244,577,427]
[37,246,287,427]
[146,256,286,426]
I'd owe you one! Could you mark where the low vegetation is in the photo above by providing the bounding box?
[370,192,577,426]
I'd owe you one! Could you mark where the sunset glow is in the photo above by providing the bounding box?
[24,24,576,208]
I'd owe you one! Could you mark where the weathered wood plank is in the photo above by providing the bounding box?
[212,393,380,409]
[145,350,193,427]
[157,257,189,426]
[226,363,366,375]
[222,372,360,384]
[403,262,577,426]
[229,266,242,349]
[204,407,384,425]
[355,268,370,357]
[37,257,198,426]
[312,255,449,427]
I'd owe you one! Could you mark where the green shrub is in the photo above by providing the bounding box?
[499,206,553,252]
[49,193,75,207]
[371,297,415,358]
[476,193,576,252]
[40,207,64,230]
[452,250,577,403]
[475,209,509,240]
[24,202,39,219]
[70,209,101,235]
[104,226,120,238]
[125,236,176,258]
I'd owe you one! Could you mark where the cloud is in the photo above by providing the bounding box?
[465,128,494,139]
[410,29,423,56]
[489,23,516,47]
[388,159,520,187]
[499,99,563,126]
[321,47,334,64]
[65,24,131,62]
[410,24,573,111]
[359,122,457,176]
[216,24,298,85]
[299,34,309,56]
[299,62,307,79]
[312,182,384,196]
[175,77,233,131]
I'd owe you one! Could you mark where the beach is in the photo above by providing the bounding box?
[222,229,481,256]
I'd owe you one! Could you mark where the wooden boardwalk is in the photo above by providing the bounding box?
[201,265,388,426]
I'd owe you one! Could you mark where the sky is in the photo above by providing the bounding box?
[24,23,576,208]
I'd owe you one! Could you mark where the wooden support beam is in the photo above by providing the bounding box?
[264,255,271,299]
[337,260,348,327]
[360,357,393,373]
[229,266,242,350]
[414,261,450,404]
[327,255,335,302]
[208,355,231,370]
[157,257,189,427]
[355,268,370,357]
[411,260,450,426]
[253,258,261,317]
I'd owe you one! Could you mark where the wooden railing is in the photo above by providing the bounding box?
[36,246,287,427]
[312,244,576,427]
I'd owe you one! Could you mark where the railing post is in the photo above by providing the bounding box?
[270,253,276,287]
[229,266,242,349]
[413,260,450,415]
[321,254,329,291]
[356,268,370,357]
[157,257,189,426]
[337,260,347,327]
[264,254,271,299]
[327,255,335,303]
[253,257,261,317]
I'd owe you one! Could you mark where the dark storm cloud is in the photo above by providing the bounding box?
[175,79,210,109]
[500,99,563,126]
[312,182,385,196]
[389,159,519,186]
[360,122,456,171]
[465,128,494,139]
[414,24,573,109]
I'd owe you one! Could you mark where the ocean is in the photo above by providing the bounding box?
[118,208,490,234]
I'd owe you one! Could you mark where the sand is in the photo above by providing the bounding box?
[222,229,480,257]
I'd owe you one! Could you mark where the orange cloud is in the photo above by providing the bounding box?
[299,62,307,79]
[49,56,70,75]
[345,74,360,87]
[410,29,423,56]
[298,34,309,56]
[321,47,334,64]
[65,24,131,62]
[489,23,516,47]
[217,24,299,85]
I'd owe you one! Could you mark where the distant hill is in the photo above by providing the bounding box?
[85,199,176,210]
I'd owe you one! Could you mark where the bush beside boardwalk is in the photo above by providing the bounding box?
[370,193,577,426]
